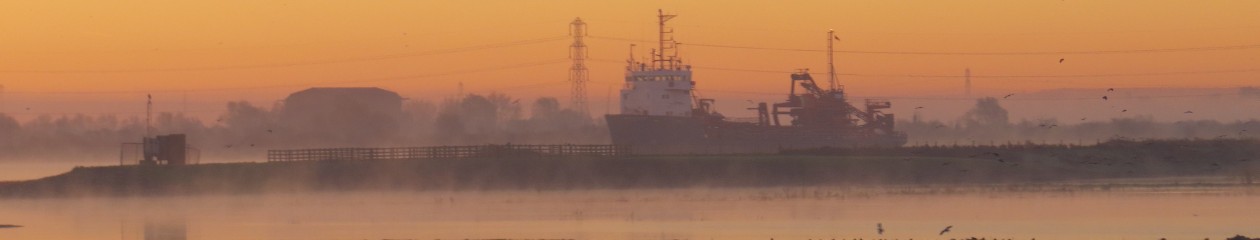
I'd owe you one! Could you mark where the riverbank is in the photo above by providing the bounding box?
[1,154,1256,198]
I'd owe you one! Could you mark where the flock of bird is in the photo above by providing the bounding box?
[223,128,274,149]
[866,223,953,236]
[781,223,1045,240]
[913,87,1202,126]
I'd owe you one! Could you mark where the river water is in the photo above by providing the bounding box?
[1,187,1257,240]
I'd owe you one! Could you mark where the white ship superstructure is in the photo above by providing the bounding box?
[620,9,694,117]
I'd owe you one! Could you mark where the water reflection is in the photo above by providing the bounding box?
[0,189,1256,240]
[121,218,187,240]
[143,220,186,240]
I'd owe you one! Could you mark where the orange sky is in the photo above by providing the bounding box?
[1,1,1258,120]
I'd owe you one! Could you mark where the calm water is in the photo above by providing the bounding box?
[0,188,1258,240]
[0,161,110,182]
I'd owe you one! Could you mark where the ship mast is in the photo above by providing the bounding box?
[654,9,679,70]
[619,9,694,117]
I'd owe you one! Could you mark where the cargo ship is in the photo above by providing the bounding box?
[605,10,908,154]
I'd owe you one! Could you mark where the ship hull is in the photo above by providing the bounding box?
[606,114,907,154]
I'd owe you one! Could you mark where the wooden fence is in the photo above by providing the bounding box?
[267,144,631,162]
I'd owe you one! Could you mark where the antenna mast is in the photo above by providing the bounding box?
[827,29,838,90]
[654,9,679,70]
[569,18,590,115]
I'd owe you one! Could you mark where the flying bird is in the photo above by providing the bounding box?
[1059,58,1065,63]
[0,224,21,229]
[1184,111,1194,114]
[1122,109,1128,112]
[1102,96,1109,100]
[1080,117,1088,121]
[877,223,884,235]
[915,106,925,109]
[1004,93,1015,99]
[1107,88,1115,92]
[939,225,953,235]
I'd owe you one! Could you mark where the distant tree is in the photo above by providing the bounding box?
[222,101,270,129]
[485,92,521,125]
[459,94,499,141]
[961,97,1009,128]
[155,112,205,135]
[0,113,19,149]
[401,100,438,143]
[432,100,465,143]
[219,101,274,146]
[508,97,598,143]
[531,97,562,119]
[0,113,18,135]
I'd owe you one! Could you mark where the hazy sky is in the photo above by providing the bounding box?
[1,1,1257,120]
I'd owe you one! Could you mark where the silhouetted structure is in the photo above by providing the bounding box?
[281,87,404,146]
[606,10,906,154]
[121,134,199,166]
[569,18,590,115]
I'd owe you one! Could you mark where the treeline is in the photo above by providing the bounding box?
[0,93,607,161]
[899,97,1259,145]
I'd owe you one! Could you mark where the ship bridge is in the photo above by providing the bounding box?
[619,9,696,117]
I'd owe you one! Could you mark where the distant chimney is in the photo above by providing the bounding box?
[964,68,972,97]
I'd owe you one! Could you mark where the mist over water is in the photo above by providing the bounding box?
[1,188,1257,240]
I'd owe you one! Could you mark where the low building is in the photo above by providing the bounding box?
[281,87,404,146]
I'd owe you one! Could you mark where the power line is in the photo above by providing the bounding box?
[484,80,571,92]
[696,66,1260,78]
[581,18,1260,37]
[699,89,1244,101]
[2,110,221,116]
[3,20,573,55]
[0,36,568,74]
[6,59,569,95]
[587,35,1260,55]
[588,58,1260,78]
